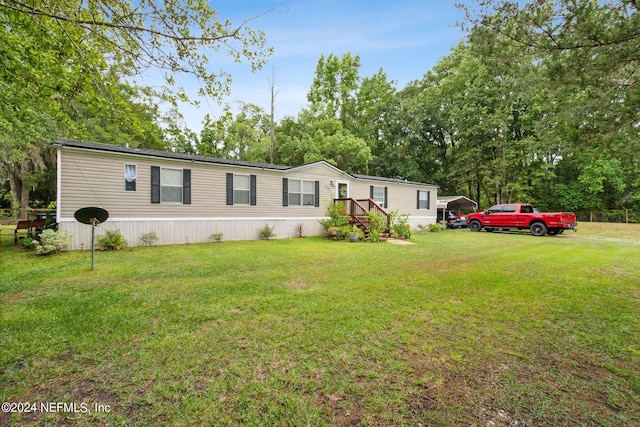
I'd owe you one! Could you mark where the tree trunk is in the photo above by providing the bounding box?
[269,67,278,164]
[5,161,32,220]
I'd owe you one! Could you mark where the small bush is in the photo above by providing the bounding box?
[319,201,350,231]
[339,225,353,239]
[327,226,341,239]
[139,231,159,246]
[209,232,224,243]
[293,223,305,238]
[259,224,276,240]
[429,223,445,232]
[390,211,412,239]
[97,229,128,250]
[33,229,73,255]
[366,211,386,242]
[21,237,36,250]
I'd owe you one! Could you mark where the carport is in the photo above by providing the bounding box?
[437,196,478,222]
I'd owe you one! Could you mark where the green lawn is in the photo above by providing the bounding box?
[1,226,639,426]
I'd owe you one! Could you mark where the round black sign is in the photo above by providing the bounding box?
[74,207,109,225]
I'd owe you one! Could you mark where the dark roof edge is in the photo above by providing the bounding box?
[351,173,438,188]
[52,139,291,171]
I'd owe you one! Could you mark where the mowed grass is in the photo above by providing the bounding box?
[1,225,639,426]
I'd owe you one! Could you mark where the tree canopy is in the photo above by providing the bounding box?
[0,0,272,218]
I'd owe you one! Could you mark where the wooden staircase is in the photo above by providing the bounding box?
[334,198,390,238]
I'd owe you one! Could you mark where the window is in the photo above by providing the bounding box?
[417,190,430,209]
[282,178,319,207]
[151,166,191,204]
[161,168,183,203]
[370,186,387,208]
[226,173,256,205]
[234,174,250,205]
[288,179,301,205]
[124,164,137,191]
[502,205,517,213]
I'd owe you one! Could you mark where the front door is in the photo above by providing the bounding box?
[336,181,349,199]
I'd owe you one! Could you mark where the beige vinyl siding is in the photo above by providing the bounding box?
[58,148,334,220]
[347,179,436,215]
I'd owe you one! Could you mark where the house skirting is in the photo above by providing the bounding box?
[58,217,325,250]
[59,215,437,250]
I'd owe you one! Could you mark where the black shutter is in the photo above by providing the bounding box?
[427,191,431,210]
[384,187,388,208]
[370,185,374,199]
[151,166,160,203]
[417,190,420,210]
[182,169,191,204]
[282,178,288,206]
[226,173,233,205]
[250,175,257,206]
[315,181,320,207]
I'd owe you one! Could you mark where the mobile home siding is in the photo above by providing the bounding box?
[56,140,437,248]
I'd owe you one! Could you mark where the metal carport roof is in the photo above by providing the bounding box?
[437,196,478,211]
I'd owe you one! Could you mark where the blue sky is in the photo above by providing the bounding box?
[164,0,468,132]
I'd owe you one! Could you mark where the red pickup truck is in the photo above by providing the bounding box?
[467,203,577,236]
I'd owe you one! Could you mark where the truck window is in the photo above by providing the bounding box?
[503,205,516,213]
[520,205,533,213]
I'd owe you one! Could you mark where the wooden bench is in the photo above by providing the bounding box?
[14,220,32,245]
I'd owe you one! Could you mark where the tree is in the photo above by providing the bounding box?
[352,69,401,177]
[0,0,273,218]
[2,0,273,101]
[197,103,270,162]
[458,0,640,212]
[307,53,362,125]
[273,110,372,173]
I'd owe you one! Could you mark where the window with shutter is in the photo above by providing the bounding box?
[151,166,190,204]
[284,179,318,206]
[227,174,256,205]
[161,168,183,203]
[417,190,430,209]
[371,185,386,207]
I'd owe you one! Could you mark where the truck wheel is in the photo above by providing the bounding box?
[469,220,482,232]
[530,222,547,236]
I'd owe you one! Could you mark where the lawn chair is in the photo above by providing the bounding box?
[14,220,31,245]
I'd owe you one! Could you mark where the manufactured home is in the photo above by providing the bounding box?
[54,139,438,249]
